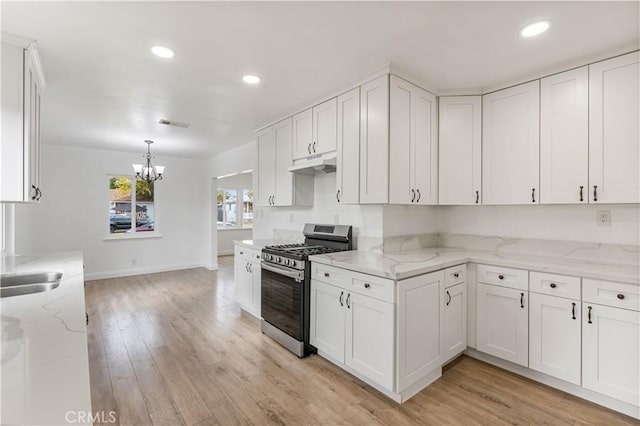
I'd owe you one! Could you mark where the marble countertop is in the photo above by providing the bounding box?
[234,239,297,250]
[310,247,640,284]
[1,252,92,425]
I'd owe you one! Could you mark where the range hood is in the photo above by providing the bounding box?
[288,152,337,175]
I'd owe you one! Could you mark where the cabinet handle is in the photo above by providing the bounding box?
[453,273,459,278]
[324,272,330,278]
[336,190,341,203]
[498,275,504,280]
[31,185,37,201]
[550,283,556,288]
[617,294,625,300]
[587,306,592,324]
[446,290,451,306]
[346,293,351,309]
[313,141,317,153]
[249,264,253,273]
[411,189,416,203]
[36,187,42,201]
[520,292,524,308]
[308,143,312,154]
[531,188,536,203]
[475,190,479,204]
[593,185,598,202]
[245,263,249,272]
[571,302,576,320]
[86,312,89,326]
[579,186,584,202]
[416,189,421,203]
[364,283,370,289]
[339,291,344,307]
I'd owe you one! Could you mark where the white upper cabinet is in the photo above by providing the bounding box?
[1,40,43,203]
[589,52,640,204]
[313,98,337,155]
[540,67,589,204]
[438,96,482,205]
[360,75,390,204]
[257,119,313,207]
[336,87,360,204]
[256,127,276,207]
[389,76,438,205]
[292,108,313,160]
[483,80,540,205]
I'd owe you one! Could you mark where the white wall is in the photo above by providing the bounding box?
[14,144,208,278]
[218,228,252,255]
[437,204,640,245]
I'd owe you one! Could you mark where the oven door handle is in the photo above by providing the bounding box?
[260,262,304,282]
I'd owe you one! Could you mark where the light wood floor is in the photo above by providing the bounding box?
[86,256,637,426]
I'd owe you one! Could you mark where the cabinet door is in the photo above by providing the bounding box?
[360,75,389,204]
[336,88,360,204]
[483,80,540,205]
[540,67,589,204]
[412,84,437,205]
[310,280,346,363]
[583,303,640,406]
[234,259,253,309]
[292,109,313,160]
[529,293,580,385]
[589,52,640,203]
[397,271,442,391]
[250,261,261,317]
[313,98,337,155]
[389,76,413,204]
[256,127,275,207]
[273,118,293,206]
[24,51,41,202]
[477,283,528,366]
[345,291,394,390]
[439,96,482,205]
[443,282,467,363]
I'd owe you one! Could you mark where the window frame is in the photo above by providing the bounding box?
[104,174,161,241]
[217,186,253,231]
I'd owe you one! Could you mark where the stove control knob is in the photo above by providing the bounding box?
[286,259,291,266]
[291,260,296,268]
[276,257,282,264]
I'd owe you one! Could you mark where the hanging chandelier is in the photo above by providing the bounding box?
[132,140,165,184]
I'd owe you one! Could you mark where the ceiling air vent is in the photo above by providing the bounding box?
[158,119,191,128]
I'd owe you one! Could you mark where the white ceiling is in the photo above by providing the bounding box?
[3,1,638,159]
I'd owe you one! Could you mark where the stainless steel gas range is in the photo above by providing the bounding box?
[260,223,353,357]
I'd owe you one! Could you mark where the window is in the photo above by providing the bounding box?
[217,188,252,229]
[109,176,155,235]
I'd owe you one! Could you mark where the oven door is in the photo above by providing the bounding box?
[260,262,304,341]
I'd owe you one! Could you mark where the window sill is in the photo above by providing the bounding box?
[217,227,253,232]
[103,233,163,241]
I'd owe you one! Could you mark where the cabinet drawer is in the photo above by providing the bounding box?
[312,263,395,303]
[477,264,528,291]
[529,272,580,300]
[444,264,466,288]
[235,246,261,262]
[583,279,640,311]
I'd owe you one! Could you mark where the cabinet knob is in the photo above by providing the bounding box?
[324,272,330,278]
[531,188,536,203]
[593,185,598,202]
[498,275,504,280]
[475,190,479,204]
[364,283,370,289]
[617,294,625,300]
[550,283,557,288]
[240,251,244,255]
[453,273,459,278]
[579,186,584,202]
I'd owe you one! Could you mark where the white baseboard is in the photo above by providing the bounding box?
[85,263,207,280]
[217,250,234,256]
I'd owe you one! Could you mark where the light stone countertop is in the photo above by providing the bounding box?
[309,247,640,284]
[234,239,299,250]
[1,252,92,425]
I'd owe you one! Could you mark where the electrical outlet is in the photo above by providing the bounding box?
[597,210,611,227]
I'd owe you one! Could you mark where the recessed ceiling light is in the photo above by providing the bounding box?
[151,46,175,58]
[520,21,550,38]
[242,75,261,84]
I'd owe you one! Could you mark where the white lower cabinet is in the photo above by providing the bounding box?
[311,277,394,390]
[345,291,394,390]
[582,303,640,406]
[397,271,443,391]
[529,292,581,385]
[443,282,467,363]
[233,246,261,317]
[477,282,528,366]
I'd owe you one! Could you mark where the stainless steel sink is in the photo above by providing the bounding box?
[0,272,63,298]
